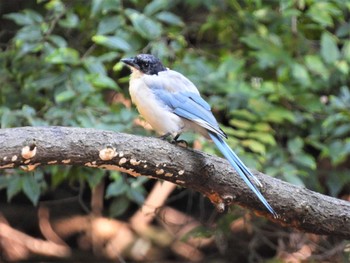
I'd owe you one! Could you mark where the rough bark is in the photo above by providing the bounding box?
[0,126,349,238]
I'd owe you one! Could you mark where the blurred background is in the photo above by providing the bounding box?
[0,0,349,262]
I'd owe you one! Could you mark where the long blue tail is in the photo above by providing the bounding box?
[209,132,277,217]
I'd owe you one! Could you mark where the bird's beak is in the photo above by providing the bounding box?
[121,57,139,70]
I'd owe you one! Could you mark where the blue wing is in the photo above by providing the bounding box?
[153,89,227,138]
[149,76,277,216]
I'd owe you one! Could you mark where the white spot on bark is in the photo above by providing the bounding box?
[178,170,185,175]
[176,180,185,184]
[3,156,7,161]
[165,172,173,177]
[156,169,164,175]
[163,164,167,167]
[130,159,141,166]
[48,160,58,164]
[62,159,71,164]
[119,157,127,166]
[143,165,148,168]
[119,151,124,157]
[21,146,37,159]
[24,159,30,164]
[11,155,18,162]
[99,147,117,161]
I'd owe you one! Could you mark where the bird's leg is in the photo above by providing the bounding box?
[172,133,181,142]
[158,132,172,140]
[171,133,188,147]
[158,132,188,147]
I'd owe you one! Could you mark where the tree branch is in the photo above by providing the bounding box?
[0,127,349,238]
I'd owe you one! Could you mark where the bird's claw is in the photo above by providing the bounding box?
[171,139,188,147]
[159,133,188,147]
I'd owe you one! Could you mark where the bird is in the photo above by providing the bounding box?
[121,54,277,217]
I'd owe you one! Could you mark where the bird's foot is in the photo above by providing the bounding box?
[171,139,188,147]
[170,134,188,147]
[158,132,172,140]
[158,133,188,147]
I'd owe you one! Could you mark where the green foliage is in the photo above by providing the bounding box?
[0,0,349,209]
[106,172,148,216]
[186,0,350,193]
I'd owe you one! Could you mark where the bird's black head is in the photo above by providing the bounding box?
[121,54,166,75]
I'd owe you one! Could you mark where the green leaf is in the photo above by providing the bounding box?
[91,0,120,16]
[335,60,349,75]
[156,11,184,26]
[292,63,311,86]
[327,140,347,165]
[182,226,213,241]
[293,153,316,170]
[321,32,340,64]
[109,196,130,217]
[342,41,350,62]
[126,188,145,204]
[98,52,119,62]
[326,171,350,196]
[106,177,127,198]
[85,170,105,188]
[336,22,350,38]
[92,35,131,51]
[31,73,66,91]
[45,47,80,65]
[84,58,106,75]
[305,55,328,78]
[253,123,272,132]
[16,25,42,42]
[91,0,103,16]
[55,90,76,103]
[1,107,13,128]
[241,139,266,154]
[97,16,124,35]
[125,9,162,40]
[88,74,119,90]
[248,132,276,146]
[229,119,251,130]
[5,10,43,25]
[7,176,22,202]
[58,12,79,28]
[265,107,295,123]
[144,0,169,16]
[51,167,71,188]
[48,35,67,48]
[287,137,303,155]
[284,173,305,186]
[307,3,335,27]
[231,109,258,122]
[22,175,40,205]
[333,123,350,137]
